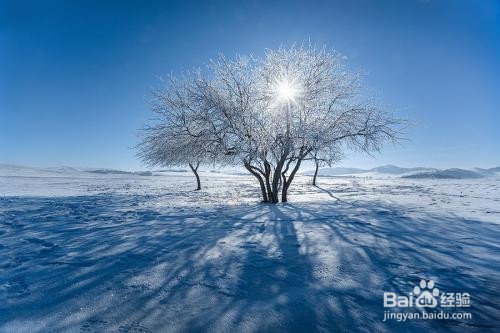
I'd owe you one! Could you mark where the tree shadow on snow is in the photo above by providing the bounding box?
[0,192,499,332]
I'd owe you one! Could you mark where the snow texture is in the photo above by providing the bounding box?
[1,165,499,332]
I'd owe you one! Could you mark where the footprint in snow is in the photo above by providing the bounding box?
[25,237,56,248]
[239,244,257,249]
[3,277,30,297]
[118,322,151,333]
[80,319,109,332]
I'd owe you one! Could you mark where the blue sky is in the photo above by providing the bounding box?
[1,0,499,170]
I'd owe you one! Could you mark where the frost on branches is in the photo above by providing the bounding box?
[137,45,405,202]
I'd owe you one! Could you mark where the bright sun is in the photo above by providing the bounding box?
[275,78,298,103]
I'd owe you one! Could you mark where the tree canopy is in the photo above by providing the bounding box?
[138,44,405,202]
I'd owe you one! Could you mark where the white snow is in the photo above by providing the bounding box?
[1,165,499,332]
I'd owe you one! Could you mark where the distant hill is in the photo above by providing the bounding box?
[402,168,484,179]
[2,163,499,180]
[85,169,153,176]
[0,164,153,177]
[303,165,436,177]
[302,164,499,179]
[305,167,367,176]
[369,165,435,175]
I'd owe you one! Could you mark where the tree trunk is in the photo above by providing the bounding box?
[312,160,319,186]
[244,162,268,203]
[264,160,273,201]
[282,156,305,202]
[281,158,293,202]
[271,156,287,203]
[188,162,201,191]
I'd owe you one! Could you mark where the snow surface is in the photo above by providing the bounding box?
[1,166,499,332]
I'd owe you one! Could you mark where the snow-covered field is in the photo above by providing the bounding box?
[1,166,499,332]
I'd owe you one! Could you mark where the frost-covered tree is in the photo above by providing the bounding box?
[137,79,214,191]
[138,44,405,202]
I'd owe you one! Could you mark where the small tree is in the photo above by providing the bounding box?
[310,149,343,186]
[139,44,405,202]
[137,78,213,191]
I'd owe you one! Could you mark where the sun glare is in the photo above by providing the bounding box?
[277,80,295,100]
[275,78,299,104]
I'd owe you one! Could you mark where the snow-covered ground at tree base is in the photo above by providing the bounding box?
[1,165,499,332]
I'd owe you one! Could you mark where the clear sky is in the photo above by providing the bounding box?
[1,0,499,170]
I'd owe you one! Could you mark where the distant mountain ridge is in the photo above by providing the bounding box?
[87,169,153,176]
[303,164,436,176]
[0,164,152,177]
[1,163,500,180]
[402,168,484,179]
[369,165,436,175]
[304,164,500,179]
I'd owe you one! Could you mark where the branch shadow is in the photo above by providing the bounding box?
[0,192,499,332]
